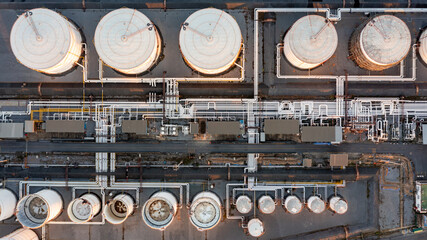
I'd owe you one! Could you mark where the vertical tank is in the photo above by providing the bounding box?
[247,218,265,238]
[284,195,303,214]
[258,195,275,214]
[67,193,101,223]
[419,29,427,65]
[103,193,134,224]
[307,196,325,214]
[142,191,178,230]
[189,192,222,231]
[235,195,252,214]
[283,15,338,69]
[10,8,82,75]
[179,8,242,75]
[0,188,17,221]
[329,196,348,214]
[1,228,38,240]
[349,15,411,71]
[16,189,63,229]
[94,8,161,75]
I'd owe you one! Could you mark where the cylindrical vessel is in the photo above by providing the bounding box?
[247,218,265,238]
[0,188,17,220]
[284,195,303,214]
[1,228,39,240]
[307,196,325,214]
[258,195,275,214]
[142,191,178,230]
[179,8,242,75]
[329,196,348,214]
[10,8,82,75]
[349,15,411,71]
[16,189,63,229]
[189,191,222,231]
[283,15,338,69]
[235,195,252,214]
[94,8,161,75]
[103,194,134,224]
[419,29,427,65]
[67,193,101,223]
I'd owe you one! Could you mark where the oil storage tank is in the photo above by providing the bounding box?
[94,8,161,75]
[284,195,303,214]
[329,196,348,214]
[349,15,411,71]
[235,195,252,214]
[179,8,242,75]
[67,193,101,223]
[307,195,325,214]
[104,193,134,224]
[419,29,427,65]
[142,191,178,230]
[1,228,38,240]
[283,15,338,69]
[0,188,17,221]
[258,195,275,214]
[247,218,265,238]
[189,192,222,231]
[16,189,63,229]
[10,8,82,75]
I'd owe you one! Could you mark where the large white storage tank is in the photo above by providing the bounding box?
[10,8,82,75]
[103,193,134,224]
[179,8,242,75]
[258,195,275,214]
[94,8,161,75]
[283,15,338,70]
[349,15,411,71]
[142,191,178,230]
[0,188,17,221]
[16,189,63,229]
[307,196,325,214]
[329,196,348,214]
[419,29,427,65]
[67,193,101,223]
[247,218,265,238]
[235,195,252,214]
[0,228,38,240]
[189,191,222,231]
[284,195,303,214]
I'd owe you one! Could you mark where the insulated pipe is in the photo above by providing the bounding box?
[1,228,39,240]
[0,188,17,221]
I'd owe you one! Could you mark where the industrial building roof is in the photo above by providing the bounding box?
[301,126,342,143]
[46,120,85,133]
[330,154,349,167]
[206,121,241,135]
[190,122,199,135]
[264,119,299,135]
[0,123,23,139]
[122,120,148,135]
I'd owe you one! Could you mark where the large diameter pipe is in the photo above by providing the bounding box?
[0,188,17,221]
[1,228,39,240]
[67,193,101,223]
[103,194,134,224]
[16,189,63,229]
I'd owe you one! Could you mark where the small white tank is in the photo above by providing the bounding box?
[179,8,242,75]
[284,195,303,214]
[0,188,17,221]
[258,195,275,214]
[283,15,338,69]
[10,8,82,75]
[1,228,39,240]
[67,193,101,223]
[103,194,134,224]
[329,196,348,214]
[350,15,411,71]
[16,189,63,229]
[142,191,178,230]
[247,218,265,238]
[189,192,222,231]
[235,195,252,214]
[94,8,161,75]
[419,29,427,65]
[307,196,325,214]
